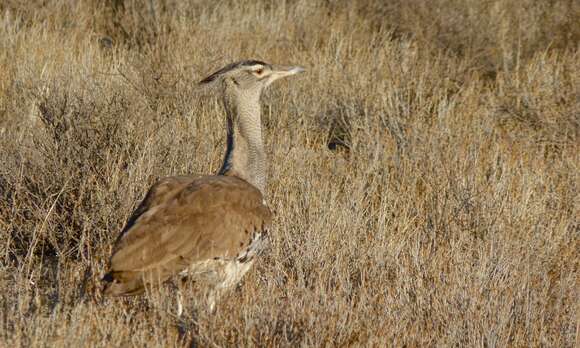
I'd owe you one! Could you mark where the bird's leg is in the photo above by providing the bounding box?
[203,285,220,314]
[171,277,188,318]
[176,288,184,317]
[207,294,216,314]
[206,279,233,313]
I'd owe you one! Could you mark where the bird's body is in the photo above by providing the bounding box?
[103,175,271,297]
[101,60,304,311]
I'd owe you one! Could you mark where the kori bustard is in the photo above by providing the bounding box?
[102,60,305,312]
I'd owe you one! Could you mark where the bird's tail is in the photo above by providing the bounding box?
[101,271,145,296]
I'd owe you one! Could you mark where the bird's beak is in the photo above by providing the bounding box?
[270,65,306,80]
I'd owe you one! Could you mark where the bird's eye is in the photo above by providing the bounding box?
[255,69,264,75]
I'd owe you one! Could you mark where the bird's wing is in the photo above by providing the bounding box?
[103,175,272,296]
[113,175,199,244]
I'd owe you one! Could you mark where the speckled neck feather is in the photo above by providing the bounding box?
[218,89,267,194]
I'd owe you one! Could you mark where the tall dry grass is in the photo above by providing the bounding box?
[0,0,578,346]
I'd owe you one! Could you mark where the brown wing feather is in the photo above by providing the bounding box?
[112,175,199,247]
[102,175,271,296]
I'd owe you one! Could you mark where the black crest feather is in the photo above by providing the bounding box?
[199,60,268,84]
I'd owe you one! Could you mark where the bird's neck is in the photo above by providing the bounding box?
[218,93,267,194]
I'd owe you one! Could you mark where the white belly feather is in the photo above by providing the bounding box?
[179,231,267,290]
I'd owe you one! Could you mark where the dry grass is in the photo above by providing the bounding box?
[0,0,578,346]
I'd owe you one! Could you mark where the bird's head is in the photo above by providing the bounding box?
[199,60,305,97]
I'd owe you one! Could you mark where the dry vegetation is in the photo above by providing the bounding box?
[1,0,579,346]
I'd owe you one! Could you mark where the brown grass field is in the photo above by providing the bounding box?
[0,0,579,346]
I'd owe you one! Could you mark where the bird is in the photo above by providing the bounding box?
[101,60,305,312]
